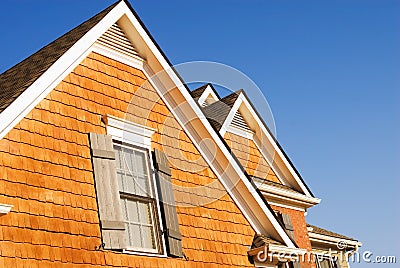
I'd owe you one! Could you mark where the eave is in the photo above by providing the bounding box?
[308,232,362,250]
[256,181,321,210]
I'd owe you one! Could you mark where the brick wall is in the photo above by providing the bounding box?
[271,205,316,268]
[0,52,255,267]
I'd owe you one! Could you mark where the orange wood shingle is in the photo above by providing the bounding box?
[0,53,255,267]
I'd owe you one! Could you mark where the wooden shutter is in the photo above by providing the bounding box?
[282,213,295,241]
[153,149,183,257]
[89,133,126,250]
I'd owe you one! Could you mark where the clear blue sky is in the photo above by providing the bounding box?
[1,1,399,266]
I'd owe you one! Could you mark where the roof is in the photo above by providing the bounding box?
[190,84,209,99]
[202,90,241,130]
[307,224,356,241]
[0,2,119,113]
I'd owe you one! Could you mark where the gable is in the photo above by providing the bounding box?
[0,0,296,248]
[0,52,257,266]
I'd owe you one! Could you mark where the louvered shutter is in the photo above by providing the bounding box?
[282,213,295,241]
[153,149,183,257]
[292,261,301,268]
[89,133,126,250]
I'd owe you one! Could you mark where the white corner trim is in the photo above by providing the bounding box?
[0,204,13,215]
[104,114,155,148]
[197,84,219,105]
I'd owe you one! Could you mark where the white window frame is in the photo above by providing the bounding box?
[315,254,334,268]
[105,114,167,256]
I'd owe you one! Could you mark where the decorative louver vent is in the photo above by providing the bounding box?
[230,110,252,133]
[97,23,140,58]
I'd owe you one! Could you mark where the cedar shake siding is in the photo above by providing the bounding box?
[0,52,255,267]
[224,132,280,183]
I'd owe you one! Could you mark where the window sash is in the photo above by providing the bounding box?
[113,142,162,253]
[114,143,154,198]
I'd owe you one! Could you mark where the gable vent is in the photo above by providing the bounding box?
[230,110,252,133]
[97,23,140,58]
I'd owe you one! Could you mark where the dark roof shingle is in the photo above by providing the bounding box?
[0,1,119,113]
[202,90,241,131]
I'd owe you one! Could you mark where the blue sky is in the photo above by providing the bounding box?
[1,1,399,266]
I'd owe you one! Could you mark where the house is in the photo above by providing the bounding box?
[0,1,360,267]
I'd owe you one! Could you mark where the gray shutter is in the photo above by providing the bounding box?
[153,149,183,257]
[282,213,295,241]
[89,133,126,250]
[292,261,301,268]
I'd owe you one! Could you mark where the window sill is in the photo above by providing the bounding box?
[122,248,167,258]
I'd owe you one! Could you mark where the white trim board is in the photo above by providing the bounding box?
[0,1,296,247]
[104,114,155,148]
[0,204,13,215]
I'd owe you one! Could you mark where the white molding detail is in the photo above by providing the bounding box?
[104,114,155,148]
[255,181,321,210]
[92,42,144,70]
[0,204,13,215]
[267,201,305,212]
[226,124,254,140]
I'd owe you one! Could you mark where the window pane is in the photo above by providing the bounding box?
[141,225,156,249]
[135,150,147,176]
[127,223,141,248]
[137,201,152,225]
[113,144,152,197]
[126,199,139,223]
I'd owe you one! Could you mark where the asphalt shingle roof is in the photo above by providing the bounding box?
[201,90,241,131]
[0,2,119,113]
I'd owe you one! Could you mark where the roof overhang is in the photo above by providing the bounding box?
[308,230,362,250]
[256,181,320,210]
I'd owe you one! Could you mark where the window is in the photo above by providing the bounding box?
[114,142,161,253]
[89,116,182,256]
